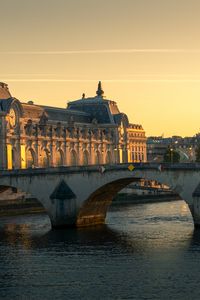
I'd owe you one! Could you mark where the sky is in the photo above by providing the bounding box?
[1,0,200,137]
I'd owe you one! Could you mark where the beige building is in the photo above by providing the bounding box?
[128,124,147,162]
[0,81,146,169]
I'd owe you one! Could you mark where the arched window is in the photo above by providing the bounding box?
[55,149,64,166]
[26,148,36,168]
[71,150,77,166]
[95,151,101,165]
[12,147,18,169]
[131,152,135,162]
[83,150,89,165]
[122,150,127,163]
[106,151,112,164]
[41,149,50,167]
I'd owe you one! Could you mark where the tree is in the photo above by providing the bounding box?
[195,144,200,162]
[163,147,180,163]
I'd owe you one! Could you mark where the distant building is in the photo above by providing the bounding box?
[147,136,168,162]
[147,135,200,162]
[0,82,146,169]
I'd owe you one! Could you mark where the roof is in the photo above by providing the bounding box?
[129,123,144,130]
[113,113,129,126]
[0,82,144,130]
[43,105,91,123]
[22,102,91,123]
[67,96,120,124]
[68,96,110,105]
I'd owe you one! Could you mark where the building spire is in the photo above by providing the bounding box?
[96,81,104,98]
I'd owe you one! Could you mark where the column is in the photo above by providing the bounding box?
[0,112,7,169]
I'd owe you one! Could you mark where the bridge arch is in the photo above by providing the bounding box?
[0,183,48,219]
[75,175,180,227]
[77,177,140,226]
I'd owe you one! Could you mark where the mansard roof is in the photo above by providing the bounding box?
[67,99,112,124]
[113,113,129,127]
[129,123,144,130]
[67,94,122,125]
[22,102,91,123]
[0,82,142,129]
[41,105,91,123]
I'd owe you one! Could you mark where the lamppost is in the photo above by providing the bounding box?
[189,146,193,161]
[114,146,118,164]
[170,148,173,163]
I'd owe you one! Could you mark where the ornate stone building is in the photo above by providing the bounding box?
[0,81,146,169]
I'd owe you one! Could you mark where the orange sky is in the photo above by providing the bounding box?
[1,0,200,137]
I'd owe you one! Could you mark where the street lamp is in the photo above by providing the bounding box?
[114,146,118,164]
[189,146,193,161]
[170,148,173,163]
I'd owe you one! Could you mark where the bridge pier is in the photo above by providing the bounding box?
[189,185,200,229]
[47,198,78,229]
[46,198,110,228]
[46,177,134,228]
[189,198,200,229]
[48,194,114,228]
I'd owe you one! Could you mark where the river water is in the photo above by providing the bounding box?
[0,200,200,300]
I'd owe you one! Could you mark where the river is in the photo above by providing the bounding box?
[0,200,200,299]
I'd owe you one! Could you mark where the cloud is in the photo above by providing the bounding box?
[1,49,200,55]
[2,79,200,83]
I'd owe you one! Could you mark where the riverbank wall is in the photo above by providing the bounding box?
[113,192,181,205]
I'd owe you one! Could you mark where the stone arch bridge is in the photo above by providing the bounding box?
[1,163,200,229]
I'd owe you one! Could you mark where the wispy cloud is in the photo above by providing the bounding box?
[1,49,200,55]
[2,79,200,83]
[0,73,57,76]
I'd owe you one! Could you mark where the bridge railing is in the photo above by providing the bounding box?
[1,162,200,176]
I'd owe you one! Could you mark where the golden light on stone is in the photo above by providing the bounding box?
[20,145,26,169]
[7,144,12,170]
[0,82,147,169]
[8,108,16,127]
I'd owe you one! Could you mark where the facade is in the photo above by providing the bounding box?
[0,81,146,169]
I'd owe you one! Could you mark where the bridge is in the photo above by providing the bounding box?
[1,163,200,229]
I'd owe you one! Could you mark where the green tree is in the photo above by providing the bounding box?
[195,144,200,162]
[163,147,180,163]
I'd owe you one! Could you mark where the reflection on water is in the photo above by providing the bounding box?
[0,200,200,300]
